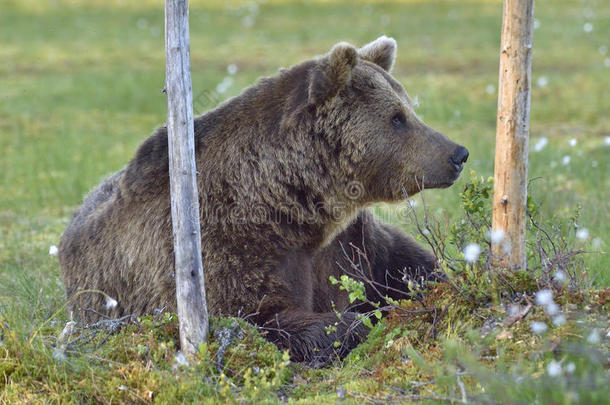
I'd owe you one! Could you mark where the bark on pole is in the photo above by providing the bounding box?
[492,0,534,269]
[164,0,208,355]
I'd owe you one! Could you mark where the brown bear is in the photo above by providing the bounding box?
[59,36,468,365]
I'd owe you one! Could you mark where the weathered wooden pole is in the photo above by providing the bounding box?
[492,0,534,269]
[164,0,208,355]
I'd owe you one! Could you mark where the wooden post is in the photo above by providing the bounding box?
[492,0,534,269]
[164,0,208,355]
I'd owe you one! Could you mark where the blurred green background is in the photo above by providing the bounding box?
[1,0,608,290]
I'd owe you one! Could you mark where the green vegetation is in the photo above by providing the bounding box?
[1,0,608,403]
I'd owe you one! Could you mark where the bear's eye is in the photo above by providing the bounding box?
[391,112,406,128]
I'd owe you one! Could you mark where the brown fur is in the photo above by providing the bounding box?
[59,37,468,365]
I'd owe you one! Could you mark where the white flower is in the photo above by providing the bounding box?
[241,15,254,27]
[531,321,548,334]
[592,237,603,249]
[546,302,560,316]
[605,58,610,68]
[136,18,148,30]
[575,228,589,241]
[463,243,481,263]
[553,314,566,326]
[49,245,59,256]
[568,138,577,147]
[486,84,495,95]
[173,351,189,368]
[561,155,571,165]
[535,289,553,306]
[507,304,520,316]
[533,137,548,152]
[489,228,505,244]
[565,362,576,374]
[599,45,608,55]
[587,330,601,344]
[583,22,593,33]
[533,18,541,29]
[226,64,238,75]
[547,360,562,377]
[553,271,566,284]
[215,77,234,94]
[604,136,610,146]
[105,296,118,310]
[502,239,512,254]
[52,348,67,362]
[537,76,548,88]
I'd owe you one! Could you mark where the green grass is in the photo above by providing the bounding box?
[1,0,608,403]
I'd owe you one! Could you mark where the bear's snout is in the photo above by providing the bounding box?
[449,146,469,173]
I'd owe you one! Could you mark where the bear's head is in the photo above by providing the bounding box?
[307,36,469,202]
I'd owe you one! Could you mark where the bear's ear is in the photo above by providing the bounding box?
[308,42,358,106]
[358,36,397,72]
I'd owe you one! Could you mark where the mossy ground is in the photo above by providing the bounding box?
[1,0,608,403]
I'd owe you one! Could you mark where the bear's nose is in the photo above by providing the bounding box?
[449,146,469,171]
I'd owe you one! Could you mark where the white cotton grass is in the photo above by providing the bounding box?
[533,137,548,152]
[583,22,593,33]
[533,18,541,30]
[552,314,566,326]
[546,302,560,316]
[535,289,553,306]
[507,304,521,317]
[412,95,420,108]
[587,330,601,344]
[604,136,610,146]
[226,64,238,75]
[575,228,590,241]
[216,77,234,94]
[537,76,548,88]
[485,84,495,95]
[489,228,505,244]
[565,362,576,374]
[173,351,189,369]
[561,155,571,165]
[49,245,59,256]
[535,289,563,317]
[105,296,118,310]
[568,138,577,147]
[553,270,567,285]
[547,360,562,377]
[530,321,548,334]
[241,15,255,27]
[463,243,482,263]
